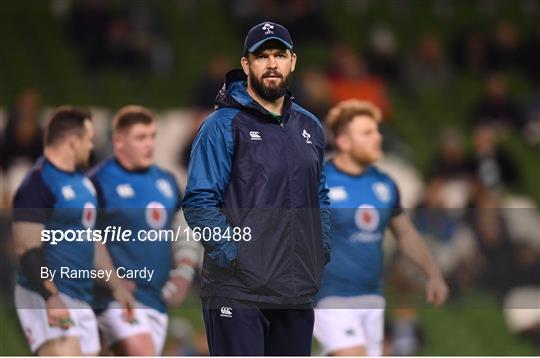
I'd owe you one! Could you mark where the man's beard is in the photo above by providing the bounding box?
[249,70,290,102]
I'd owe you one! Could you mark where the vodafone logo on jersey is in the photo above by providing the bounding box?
[146,201,167,229]
[354,204,380,232]
[82,202,96,228]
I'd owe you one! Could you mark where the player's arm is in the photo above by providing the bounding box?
[90,178,128,291]
[171,175,202,273]
[14,222,73,329]
[389,213,449,307]
[182,111,237,269]
[13,222,59,299]
[12,171,73,329]
[93,242,136,320]
[89,177,136,319]
[163,210,202,307]
[163,175,201,307]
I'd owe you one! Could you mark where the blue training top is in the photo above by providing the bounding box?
[317,160,402,300]
[13,157,98,303]
[89,157,181,313]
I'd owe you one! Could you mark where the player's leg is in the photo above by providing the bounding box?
[71,303,101,356]
[202,296,266,355]
[313,297,367,356]
[360,307,385,356]
[22,290,98,356]
[144,306,169,355]
[98,300,156,356]
[325,308,368,356]
[314,309,366,356]
[15,285,87,356]
[108,305,167,355]
[36,337,83,356]
[330,345,367,356]
[110,334,155,356]
[263,308,314,356]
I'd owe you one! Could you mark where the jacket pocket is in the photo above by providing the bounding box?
[231,210,291,295]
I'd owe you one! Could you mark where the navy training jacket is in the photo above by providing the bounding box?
[183,69,331,305]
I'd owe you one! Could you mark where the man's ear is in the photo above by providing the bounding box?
[335,133,349,152]
[241,56,250,76]
[290,52,297,73]
[67,135,79,152]
[112,132,123,151]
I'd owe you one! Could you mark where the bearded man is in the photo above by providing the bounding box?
[183,21,331,356]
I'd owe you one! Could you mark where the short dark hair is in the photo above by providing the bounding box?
[44,106,92,146]
[113,105,155,133]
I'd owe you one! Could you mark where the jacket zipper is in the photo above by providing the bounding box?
[280,117,297,300]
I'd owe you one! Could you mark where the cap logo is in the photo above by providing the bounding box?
[261,23,274,35]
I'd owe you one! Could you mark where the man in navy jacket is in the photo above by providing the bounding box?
[183,21,330,355]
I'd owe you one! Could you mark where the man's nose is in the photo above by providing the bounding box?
[267,56,278,69]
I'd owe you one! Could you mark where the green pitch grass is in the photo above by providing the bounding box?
[0,290,537,355]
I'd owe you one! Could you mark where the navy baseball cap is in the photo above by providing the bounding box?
[243,21,293,54]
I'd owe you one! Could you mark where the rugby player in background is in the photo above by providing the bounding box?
[89,105,200,355]
[314,100,448,356]
[12,106,135,356]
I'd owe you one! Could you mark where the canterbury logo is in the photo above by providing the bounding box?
[250,131,262,141]
[220,306,232,318]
